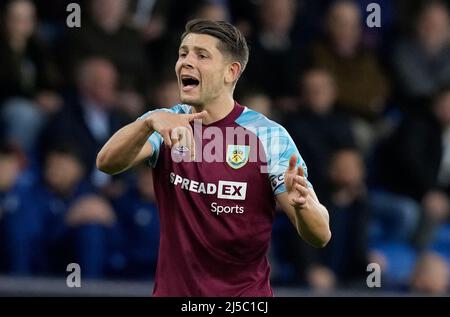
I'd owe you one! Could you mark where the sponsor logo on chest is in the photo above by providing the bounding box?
[169,172,247,200]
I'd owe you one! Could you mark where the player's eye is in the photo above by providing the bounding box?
[179,52,187,58]
[198,54,207,59]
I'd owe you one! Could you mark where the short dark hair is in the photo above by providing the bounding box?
[181,19,249,75]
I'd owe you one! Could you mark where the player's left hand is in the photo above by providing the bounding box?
[284,155,309,209]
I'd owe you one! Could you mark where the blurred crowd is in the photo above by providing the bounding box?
[0,0,449,294]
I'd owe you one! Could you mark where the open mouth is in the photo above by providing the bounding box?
[181,75,200,91]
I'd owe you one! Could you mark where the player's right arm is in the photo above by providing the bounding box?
[96,118,155,175]
[96,110,206,175]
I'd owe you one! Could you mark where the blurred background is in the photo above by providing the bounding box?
[0,0,449,296]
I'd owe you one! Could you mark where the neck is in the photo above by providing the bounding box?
[192,94,235,125]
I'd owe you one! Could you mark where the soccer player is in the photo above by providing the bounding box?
[97,19,331,296]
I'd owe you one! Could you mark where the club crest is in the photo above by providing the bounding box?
[226,145,250,169]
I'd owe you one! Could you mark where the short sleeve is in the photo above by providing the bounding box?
[265,126,311,196]
[137,104,192,167]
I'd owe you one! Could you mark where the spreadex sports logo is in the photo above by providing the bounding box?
[169,172,247,215]
[169,172,247,200]
[210,202,244,215]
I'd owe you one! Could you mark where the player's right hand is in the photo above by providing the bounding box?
[145,110,207,153]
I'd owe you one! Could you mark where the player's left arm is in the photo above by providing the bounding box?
[276,155,331,248]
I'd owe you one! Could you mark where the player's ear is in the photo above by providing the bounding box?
[224,62,241,85]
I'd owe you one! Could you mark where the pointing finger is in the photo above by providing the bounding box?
[287,155,297,172]
[185,110,207,122]
[161,131,172,148]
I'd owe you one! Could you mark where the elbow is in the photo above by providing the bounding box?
[304,227,331,248]
[96,151,117,175]
[314,229,332,248]
[321,229,332,248]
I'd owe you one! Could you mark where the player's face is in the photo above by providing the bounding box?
[175,33,230,107]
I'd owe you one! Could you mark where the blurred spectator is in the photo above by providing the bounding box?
[115,89,146,121]
[368,190,421,246]
[150,75,180,108]
[228,0,259,38]
[393,1,450,106]
[0,0,62,151]
[39,57,127,188]
[32,0,83,44]
[271,148,371,290]
[410,252,449,294]
[309,0,390,121]
[243,0,300,110]
[376,87,450,248]
[0,0,61,103]
[110,166,159,279]
[130,0,166,41]
[66,0,150,95]
[34,144,115,277]
[1,142,115,277]
[240,90,273,119]
[305,148,370,291]
[289,0,333,50]
[0,145,24,197]
[152,0,223,33]
[284,69,355,199]
[356,0,396,51]
[0,143,36,274]
[190,0,230,21]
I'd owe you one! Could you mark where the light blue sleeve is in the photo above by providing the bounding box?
[267,128,311,196]
[137,104,191,167]
[234,108,311,196]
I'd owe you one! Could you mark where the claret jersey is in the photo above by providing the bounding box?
[139,102,309,296]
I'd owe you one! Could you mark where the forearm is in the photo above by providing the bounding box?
[97,119,154,174]
[294,196,331,248]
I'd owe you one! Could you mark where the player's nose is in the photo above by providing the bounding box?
[181,53,195,69]
[181,60,194,69]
